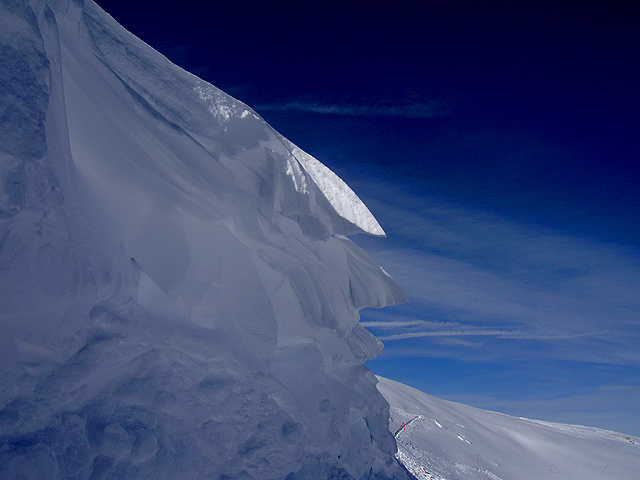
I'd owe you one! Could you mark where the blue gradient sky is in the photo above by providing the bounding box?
[99,0,640,435]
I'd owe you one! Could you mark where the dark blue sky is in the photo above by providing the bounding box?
[98,0,640,434]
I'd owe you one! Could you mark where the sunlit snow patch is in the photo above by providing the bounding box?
[288,143,386,236]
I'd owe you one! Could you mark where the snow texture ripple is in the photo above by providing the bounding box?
[0,1,410,479]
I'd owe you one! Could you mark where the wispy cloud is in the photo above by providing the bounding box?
[359,320,433,329]
[378,329,517,341]
[351,177,640,367]
[253,101,452,118]
[360,318,521,340]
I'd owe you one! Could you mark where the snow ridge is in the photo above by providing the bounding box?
[0,1,409,479]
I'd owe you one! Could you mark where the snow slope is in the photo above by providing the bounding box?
[0,1,410,478]
[377,377,640,480]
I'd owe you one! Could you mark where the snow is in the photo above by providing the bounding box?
[8,1,635,479]
[377,376,640,480]
[0,1,409,478]
[286,142,386,237]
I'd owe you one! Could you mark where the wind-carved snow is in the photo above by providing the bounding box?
[0,1,409,479]
[284,153,310,195]
[194,84,259,123]
[288,143,386,237]
[378,377,640,480]
[191,81,384,237]
[191,81,385,238]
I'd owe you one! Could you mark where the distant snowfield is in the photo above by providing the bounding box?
[377,376,640,480]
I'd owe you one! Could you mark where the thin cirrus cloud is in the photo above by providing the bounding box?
[253,101,452,118]
[352,177,640,366]
[359,318,521,340]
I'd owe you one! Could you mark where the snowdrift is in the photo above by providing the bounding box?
[0,1,410,478]
[378,377,640,480]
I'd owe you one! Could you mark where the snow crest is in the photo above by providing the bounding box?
[0,1,409,479]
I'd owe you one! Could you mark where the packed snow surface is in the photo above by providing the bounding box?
[0,0,409,478]
[377,377,640,480]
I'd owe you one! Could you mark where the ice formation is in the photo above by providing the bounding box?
[0,1,410,478]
